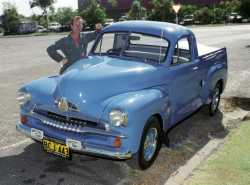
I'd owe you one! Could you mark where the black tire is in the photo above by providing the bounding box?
[209,83,221,116]
[127,116,162,170]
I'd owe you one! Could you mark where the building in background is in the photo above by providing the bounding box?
[18,20,37,34]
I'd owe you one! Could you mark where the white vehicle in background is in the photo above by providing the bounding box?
[37,25,48,33]
[48,22,62,32]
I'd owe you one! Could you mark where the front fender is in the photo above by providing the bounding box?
[18,76,59,111]
[100,88,169,153]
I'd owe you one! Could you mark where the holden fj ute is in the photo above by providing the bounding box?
[16,21,227,170]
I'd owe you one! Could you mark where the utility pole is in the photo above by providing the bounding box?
[140,0,142,20]
[172,3,181,24]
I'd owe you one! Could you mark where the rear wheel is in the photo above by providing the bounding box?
[127,116,162,170]
[209,83,221,116]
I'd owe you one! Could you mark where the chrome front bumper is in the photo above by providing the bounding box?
[16,123,132,160]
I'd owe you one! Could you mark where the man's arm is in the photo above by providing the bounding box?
[83,23,102,44]
[47,38,65,63]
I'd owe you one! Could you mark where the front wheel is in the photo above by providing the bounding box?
[209,83,221,116]
[127,116,162,170]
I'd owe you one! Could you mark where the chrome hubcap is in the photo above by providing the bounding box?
[212,88,220,112]
[143,128,158,162]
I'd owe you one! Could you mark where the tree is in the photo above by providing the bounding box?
[148,0,175,22]
[211,7,226,23]
[55,7,76,26]
[108,0,117,8]
[79,0,106,28]
[2,2,21,35]
[240,0,250,18]
[220,0,241,16]
[30,0,55,27]
[179,5,198,18]
[31,14,47,27]
[128,0,141,20]
[194,7,212,24]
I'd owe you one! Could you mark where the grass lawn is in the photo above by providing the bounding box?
[184,120,250,185]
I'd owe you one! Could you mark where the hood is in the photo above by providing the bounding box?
[54,56,164,101]
[28,56,166,121]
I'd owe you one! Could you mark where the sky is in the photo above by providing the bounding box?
[0,0,78,16]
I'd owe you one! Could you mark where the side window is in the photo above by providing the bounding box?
[95,33,115,53]
[172,37,192,65]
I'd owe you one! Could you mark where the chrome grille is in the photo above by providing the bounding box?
[33,108,104,130]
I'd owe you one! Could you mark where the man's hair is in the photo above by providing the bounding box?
[70,16,86,26]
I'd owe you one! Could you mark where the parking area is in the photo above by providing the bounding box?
[0,24,250,185]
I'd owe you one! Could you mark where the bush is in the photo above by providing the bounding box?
[148,0,175,22]
[2,3,21,35]
[55,7,77,26]
[240,0,250,18]
[79,0,106,28]
[194,7,212,24]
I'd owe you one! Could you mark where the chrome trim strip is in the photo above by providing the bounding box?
[27,111,126,138]
[16,123,132,159]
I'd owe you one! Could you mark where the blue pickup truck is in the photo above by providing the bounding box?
[16,21,227,170]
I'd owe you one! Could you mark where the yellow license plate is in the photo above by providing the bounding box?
[43,139,70,158]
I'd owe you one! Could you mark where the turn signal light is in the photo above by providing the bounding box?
[21,115,28,124]
[113,137,121,148]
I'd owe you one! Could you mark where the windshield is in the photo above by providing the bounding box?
[92,32,169,63]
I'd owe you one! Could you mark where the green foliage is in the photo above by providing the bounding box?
[30,0,55,9]
[30,0,55,27]
[211,7,226,23]
[31,14,47,27]
[148,0,175,22]
[55,7,76,25]
[79,0,106,28]
[220,0,241,15]
[128,0,141,20]
[240,0,250,17]
[178,0,241,24]
[48,6,56,22]
[179,5,198,18]
[2,2,21,35]
[194,7,212,24]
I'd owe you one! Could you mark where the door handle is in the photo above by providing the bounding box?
[192,66,199,71]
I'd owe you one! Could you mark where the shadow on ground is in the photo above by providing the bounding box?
[221,97,250,112]
[0,105,234,185]
[0,143,130,185]
[128,106,229,185]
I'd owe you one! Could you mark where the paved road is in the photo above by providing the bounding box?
[192,25,250,98]
[0,24,249,185]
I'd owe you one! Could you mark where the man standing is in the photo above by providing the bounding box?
[47,16,102,74]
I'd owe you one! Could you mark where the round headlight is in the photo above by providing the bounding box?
[17,91,32,105]
[109,110,128,127]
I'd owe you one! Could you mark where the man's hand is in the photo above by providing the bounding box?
[95,23,103,32]
[62,58,68,65]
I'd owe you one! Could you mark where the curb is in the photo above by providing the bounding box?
[164,108,250,185]
[164,138,225,185]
